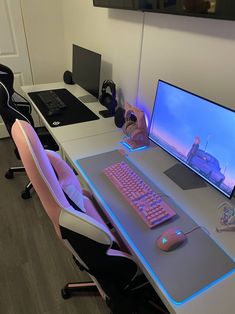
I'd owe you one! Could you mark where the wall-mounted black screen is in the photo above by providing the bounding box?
[93,1,235,21]
[72,44,101,99]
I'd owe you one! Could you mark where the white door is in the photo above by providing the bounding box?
[0,0,33,138]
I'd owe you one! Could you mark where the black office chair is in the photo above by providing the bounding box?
[11,119,169,314]
[0,63,58,199]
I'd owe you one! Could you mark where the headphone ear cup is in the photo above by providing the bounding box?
[126,123,137,137]
[108,97,117,114]
[99,92,105,105]
[99,80,117,115]
[103,93,113,109]
[122,120,136,136]
[113,99,118,113]
[99,92,111,106]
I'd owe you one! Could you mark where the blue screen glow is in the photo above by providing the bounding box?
[149,80,235,198]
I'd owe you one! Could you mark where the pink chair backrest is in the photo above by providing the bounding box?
[11,119,75,237]
[11,119,115,245]
[11,119,138,292]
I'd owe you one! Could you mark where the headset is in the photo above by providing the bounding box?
[99,80,117,115]
[122,103,149,149]
[122,109,139,138]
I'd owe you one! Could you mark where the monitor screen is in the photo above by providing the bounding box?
[72,44,101,98]
[149,80,235,198]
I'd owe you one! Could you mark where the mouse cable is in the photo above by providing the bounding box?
[184,225,210,236]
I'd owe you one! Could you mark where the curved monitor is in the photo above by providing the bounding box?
[149,80,235,198]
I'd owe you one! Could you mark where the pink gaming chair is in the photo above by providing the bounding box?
[11,119,166,314]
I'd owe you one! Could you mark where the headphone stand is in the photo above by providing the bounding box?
[99,109,114,118]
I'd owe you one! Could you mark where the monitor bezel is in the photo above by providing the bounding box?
[149,79,235,199]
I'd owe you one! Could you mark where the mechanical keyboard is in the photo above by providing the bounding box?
[103,161,176,228]
[38,90,67,116]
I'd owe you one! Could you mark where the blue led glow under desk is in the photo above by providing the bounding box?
[76,149,234,306]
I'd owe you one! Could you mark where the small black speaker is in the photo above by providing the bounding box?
[63,70,74,85]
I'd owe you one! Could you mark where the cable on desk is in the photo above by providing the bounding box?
[184,225,210,236]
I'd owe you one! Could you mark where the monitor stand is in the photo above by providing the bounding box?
[78,94,97,103]
[164,163,207,190]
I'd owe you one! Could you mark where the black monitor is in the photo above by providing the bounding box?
[149,80,235,198]
[72,44,101,99]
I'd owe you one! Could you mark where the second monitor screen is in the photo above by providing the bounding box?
[72,44,101,98]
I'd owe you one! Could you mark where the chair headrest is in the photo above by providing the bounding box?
[0,64,14,97]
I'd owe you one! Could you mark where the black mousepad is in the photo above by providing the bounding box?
[28,88,99,127]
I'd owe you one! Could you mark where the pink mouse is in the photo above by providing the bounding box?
[157,227,187,252]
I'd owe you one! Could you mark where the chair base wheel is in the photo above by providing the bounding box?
[5,170,14,179]
[21,190,31,199]
[61,288,71,299]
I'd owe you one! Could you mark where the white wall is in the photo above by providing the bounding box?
[61,1,143,105]
[21,1,235,116]
[21,0,66,84]
[138,13,235,123]
[60,3,235,118]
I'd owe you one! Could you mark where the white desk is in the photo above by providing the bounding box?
[21,82,118,145]
[62,134,235,314]
[62,129,126,165]
[21,83,235,314]
[127,148,235,314]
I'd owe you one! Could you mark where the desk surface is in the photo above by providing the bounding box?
[62,134,235,314]
[22,82,117,144]
[22,82,235,314]
[62,130,125,163]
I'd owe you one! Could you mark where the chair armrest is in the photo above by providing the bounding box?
[15,102,31,115]
[13,90,32,114]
